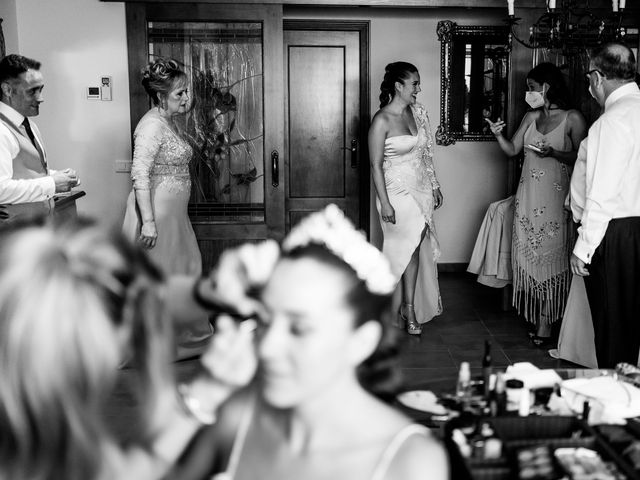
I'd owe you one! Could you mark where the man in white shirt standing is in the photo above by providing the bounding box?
[0,54,79,219]
[570,42,640,368]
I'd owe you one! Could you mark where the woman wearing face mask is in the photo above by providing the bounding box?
[485,62,587,346]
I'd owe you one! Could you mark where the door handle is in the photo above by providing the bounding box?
[271,150,279,188]
[340,139,358,168]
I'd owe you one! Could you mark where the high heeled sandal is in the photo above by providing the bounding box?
[400,303,422,335]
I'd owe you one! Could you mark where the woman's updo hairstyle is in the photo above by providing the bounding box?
[141,57,187,105]
[379,61,418,108]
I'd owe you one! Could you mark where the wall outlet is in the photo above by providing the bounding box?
[115,160,131,173]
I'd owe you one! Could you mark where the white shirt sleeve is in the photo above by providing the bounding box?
[0,124,55,204]
[573,115,630,263]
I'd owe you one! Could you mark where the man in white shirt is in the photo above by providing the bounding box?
[0,54,79,216]
[570,43,640,368]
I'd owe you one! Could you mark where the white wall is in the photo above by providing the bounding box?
[0,0,19,54]
[9,2,510,262]
[14,0,131,227]
[287,7,509,263]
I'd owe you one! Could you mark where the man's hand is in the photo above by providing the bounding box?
[570,253,589,276]
[52,168,80,192]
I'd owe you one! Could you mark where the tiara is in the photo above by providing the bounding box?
[282,204,397,295]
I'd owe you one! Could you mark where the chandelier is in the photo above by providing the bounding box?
[505,0,629,56]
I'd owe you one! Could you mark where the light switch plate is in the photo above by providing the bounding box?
[100,76,112,101]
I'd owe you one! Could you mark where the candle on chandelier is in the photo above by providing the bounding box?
[548,0,556,9]
[620,0,626,9]
[507,0,515,16]
[612,0,619,12]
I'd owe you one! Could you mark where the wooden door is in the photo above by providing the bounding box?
[125,3,285,271]
[283,25,367,232]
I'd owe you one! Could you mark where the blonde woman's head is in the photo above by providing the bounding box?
[0,220,173,480]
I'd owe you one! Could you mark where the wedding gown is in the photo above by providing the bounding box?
[122,110,211,356]
[377,103,442,324]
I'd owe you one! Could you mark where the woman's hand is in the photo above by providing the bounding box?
[433,188,443,209]
[537,144,555,158]
[484,117,506,137]
[139,221,158,249]
[202,240,280,318]
[381,203,396,224]
[200,315,258,390]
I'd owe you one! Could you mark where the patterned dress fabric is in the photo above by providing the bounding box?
[122,110,211,352]
[512,113,573,324]
[377,103,442,324]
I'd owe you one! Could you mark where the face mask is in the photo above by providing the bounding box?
[525,90,545,109]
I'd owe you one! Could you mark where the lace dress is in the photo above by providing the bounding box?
[377,103,442,324]
[512,112,573,325]
[122,110,211,354]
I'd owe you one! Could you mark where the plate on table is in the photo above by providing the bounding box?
[396,390,448,415]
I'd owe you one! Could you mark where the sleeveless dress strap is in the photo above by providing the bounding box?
[211,394,257,480]
[370,424,430,480]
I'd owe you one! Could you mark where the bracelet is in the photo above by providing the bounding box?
[177,383,217,425]
[142,219,155,224]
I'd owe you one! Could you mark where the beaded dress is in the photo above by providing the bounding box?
[123,110,211,353]
[377,103,442,324]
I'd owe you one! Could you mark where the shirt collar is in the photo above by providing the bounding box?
[0,102,26,127]
[605,82,640,110]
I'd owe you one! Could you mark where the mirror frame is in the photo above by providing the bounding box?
[435,20,511,146]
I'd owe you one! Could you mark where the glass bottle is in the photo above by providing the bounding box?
[482,340,492,398]
[456,361,471,400]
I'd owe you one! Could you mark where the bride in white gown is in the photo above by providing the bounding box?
[369,62,443,335]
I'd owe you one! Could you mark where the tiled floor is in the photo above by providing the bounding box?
[397,271,579,396]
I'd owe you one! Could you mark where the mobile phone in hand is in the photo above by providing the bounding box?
[525,144,543,153]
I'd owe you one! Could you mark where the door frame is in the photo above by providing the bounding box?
[283,19,371,237]
[125,3,285,243]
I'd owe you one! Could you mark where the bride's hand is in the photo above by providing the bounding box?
[381,203,396,224]
[434,188,443,209]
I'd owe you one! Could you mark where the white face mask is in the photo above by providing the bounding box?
[525,90,545,109]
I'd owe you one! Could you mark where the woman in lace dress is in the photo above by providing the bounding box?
[122,58,211,356]
[368,62,443,335]
[486,63,586,345]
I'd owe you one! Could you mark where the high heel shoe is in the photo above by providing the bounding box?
[400,303,422,335]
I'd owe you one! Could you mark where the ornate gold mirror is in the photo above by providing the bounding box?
[436,21,510,145]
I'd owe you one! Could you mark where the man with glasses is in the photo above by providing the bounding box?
[570,42,640,368]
